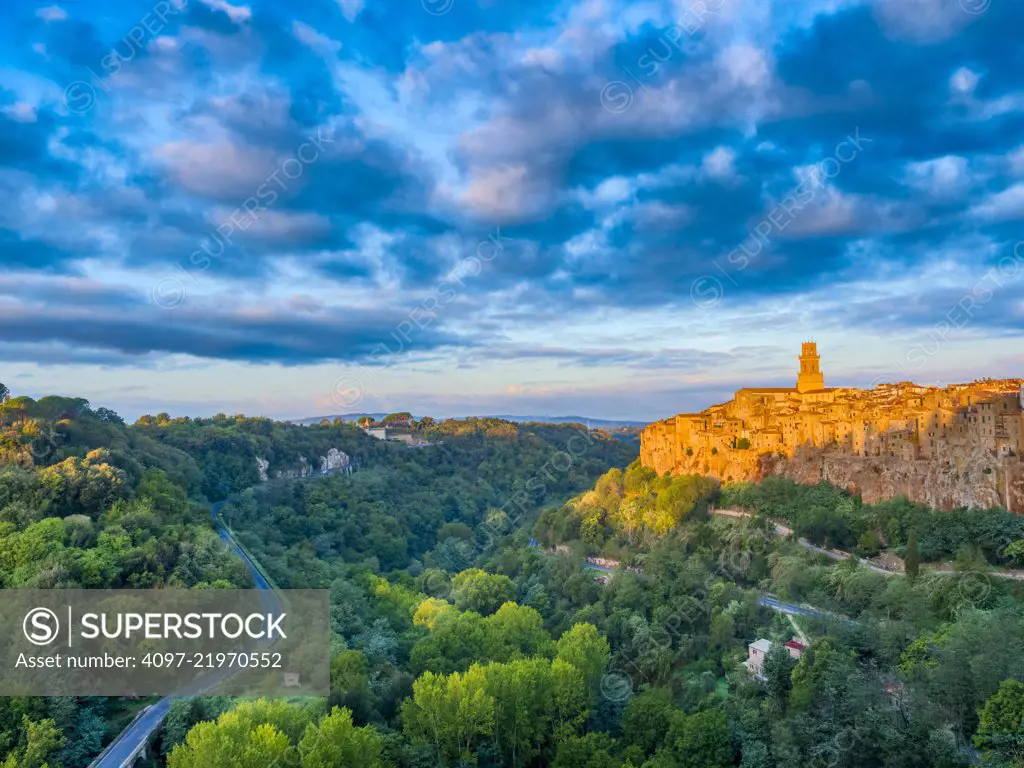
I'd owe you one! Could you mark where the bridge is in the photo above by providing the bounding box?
[89,502,281,767]
[90,466,357,766]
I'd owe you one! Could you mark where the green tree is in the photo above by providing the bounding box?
[621,688,674,756]
[297,707,387,768]
[486,658,559,766]
[483,602,553,662]
[1,717,64,768]
[974,679,1024,768]
[166,699,313,768]
[905,529,921,583]
[555,622,610,695]
[401,666,495,764]
[552,732,622,768]
[451,568,516,615]
[1004,539,1024,567]
[661,709,731,768]
[763,643,796,707]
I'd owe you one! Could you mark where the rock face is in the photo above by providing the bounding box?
[758,446,1024,512]
[643,425,1024,511]
[254,449,351,481]
[321,448,350,473]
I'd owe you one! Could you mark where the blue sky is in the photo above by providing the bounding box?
[1,0,1023,421]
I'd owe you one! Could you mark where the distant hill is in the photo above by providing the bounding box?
[483,415,649,428]
[290,413,649,428]
[289,412,392,426]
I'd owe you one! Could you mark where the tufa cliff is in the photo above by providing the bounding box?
[641,343,1024,512]
[255,448,351,481]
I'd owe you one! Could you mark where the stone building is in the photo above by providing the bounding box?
[640,343,1024,511]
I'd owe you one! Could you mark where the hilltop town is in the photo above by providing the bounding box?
[641,344,1024,512]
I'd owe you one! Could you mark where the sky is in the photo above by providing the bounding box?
[1,0,1024,422]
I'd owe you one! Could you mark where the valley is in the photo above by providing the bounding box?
[0,392,1022,768]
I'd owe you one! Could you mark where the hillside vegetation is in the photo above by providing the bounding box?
[1,387,1022,768]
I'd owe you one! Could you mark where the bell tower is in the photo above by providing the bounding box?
[797,342,825,393]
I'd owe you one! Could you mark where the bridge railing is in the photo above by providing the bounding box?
[87,704,153,768]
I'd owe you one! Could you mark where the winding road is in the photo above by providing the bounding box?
[581,560,855,624]
[90,502,281,768]
[712,507,1024,580]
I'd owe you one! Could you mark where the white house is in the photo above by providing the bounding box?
[744,637,807,679]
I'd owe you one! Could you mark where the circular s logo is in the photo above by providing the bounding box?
[23,608,60,646]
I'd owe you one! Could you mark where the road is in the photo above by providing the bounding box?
[711,508,1024,580]
[93,468,357,766]
[580,558,855,624]
[92,501,280,768]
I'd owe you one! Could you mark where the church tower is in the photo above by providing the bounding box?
[796,342,825,393]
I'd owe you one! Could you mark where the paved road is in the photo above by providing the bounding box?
[94,698,173,768]
[712,508,1024,580]
[93,468,357,766]
[92,501,279,768]
[580,558,855,624]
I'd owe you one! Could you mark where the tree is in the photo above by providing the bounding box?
[905,529,921,583]
[483,602,552,662]
[412,597,453,630]
[160,699,233,758]
[661,709,731,768]
[555,623,610,695]
[93,407,124,425]
[763,642,796,707]
[166,699,313,768]
[974,679,1024,768]
[1004,539,1024,567]
[736,438,751,450]
[451,569,516,615]
[0,383,9,404]
[297,707,386,768]
[1,717,64,768]
[401,666,495,763]
[621,688,674,756]
[552,732,621,768]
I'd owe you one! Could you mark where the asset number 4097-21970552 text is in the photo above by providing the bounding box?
[140,652,283,668]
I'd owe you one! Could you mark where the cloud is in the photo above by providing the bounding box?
[701,146,739,182]
[292,21,341,54]
[970,184,1024,222]
[950,67,981,97]
[337,0,364,22]
[1,0,1024,402]
[902,155,975,199]
[198,0,252,24]
[153,140,279,198]
[0,273,473,365]
[35,5,67,23]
